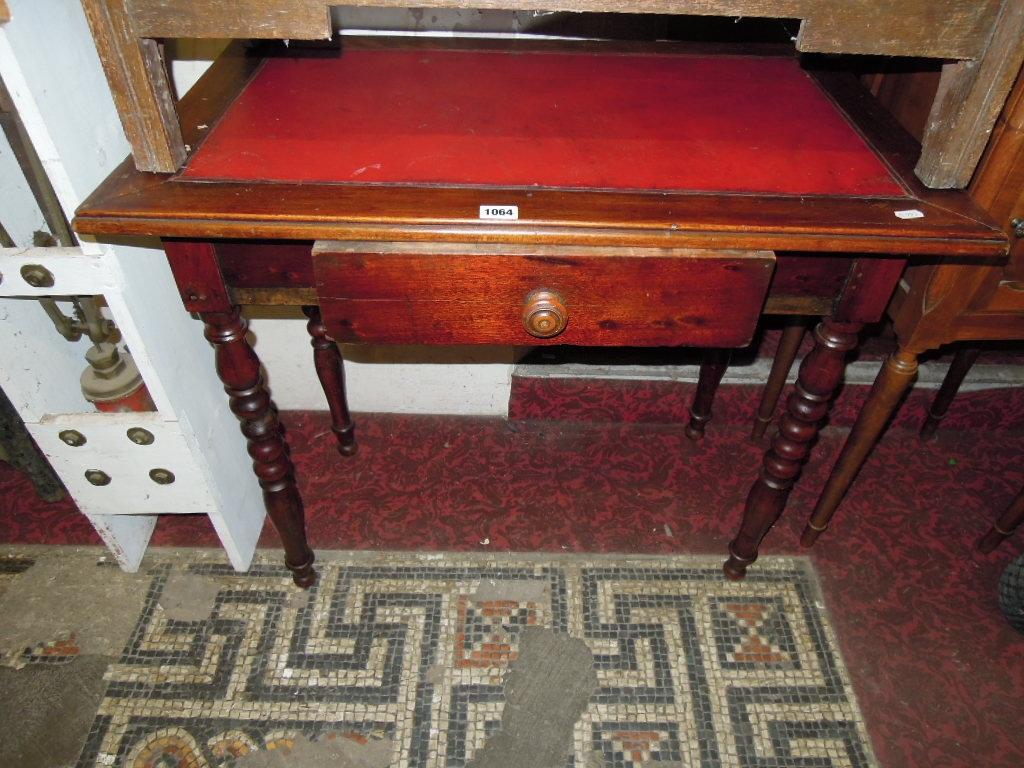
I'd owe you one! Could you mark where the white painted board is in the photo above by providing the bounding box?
[29,412,218,516]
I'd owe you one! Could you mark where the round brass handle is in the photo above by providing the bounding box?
[522,289,568,338]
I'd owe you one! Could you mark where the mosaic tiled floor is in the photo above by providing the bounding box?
[75,552,876,768]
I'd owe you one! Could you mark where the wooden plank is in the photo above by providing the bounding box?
[916,0,1024,188]
[129,0,331,40]
[80,0,186,172]
[796,0,1000,58]
[124,0,998,58]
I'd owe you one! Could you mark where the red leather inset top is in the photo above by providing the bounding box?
[182,49,907,198]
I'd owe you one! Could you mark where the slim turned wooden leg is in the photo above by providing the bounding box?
[303,305,357,457]
[724,318,861,580]
[201,308,315,588]
[800,349,919,547]
[919,347,981,441]
[979,486,1024,553]
[686,349,731,440]
[752,319,808,442]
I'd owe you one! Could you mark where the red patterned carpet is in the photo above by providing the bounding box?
[2,383,1023,767]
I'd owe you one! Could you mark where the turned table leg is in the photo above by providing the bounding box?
[303,305,357,456]
[724,318,860,580]
[799,348,919,547]
[919,346,980,441]
[202,308,316,588]
[752,319,808,441]
[686,349,731,440]
[979,486,1024,553]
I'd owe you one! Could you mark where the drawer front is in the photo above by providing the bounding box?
[313,241,775,347]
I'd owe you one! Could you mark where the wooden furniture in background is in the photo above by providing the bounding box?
[912,348,1024,553]
[918,346,984,440]
[801,63,1024,548]
[980,485,1024,553]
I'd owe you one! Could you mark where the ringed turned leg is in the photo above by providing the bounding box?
[686,349,732,440]
[303,305,357,456]
[724,318,861,580]
[202,308,315,587]
[752,318,808,441]
[919,346,980,441]
[979,486,1024,553]
[799,348,919,547]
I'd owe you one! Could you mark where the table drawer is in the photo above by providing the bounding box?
[313,241,775,347]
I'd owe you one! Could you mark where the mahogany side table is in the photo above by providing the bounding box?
[73,40,1006,586]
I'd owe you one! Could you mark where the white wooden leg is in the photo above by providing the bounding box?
[85,513,157,572]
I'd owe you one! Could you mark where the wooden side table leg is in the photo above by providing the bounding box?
[979,486,1024,553]
[303,305,357,457]
[799,348,919,547]
[202,308,316,588]
[686,349,731,440]
[724,318,860,580]
[919,346,980,441]
[752,318,808,442]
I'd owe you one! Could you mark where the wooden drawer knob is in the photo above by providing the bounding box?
[522,289,567,338]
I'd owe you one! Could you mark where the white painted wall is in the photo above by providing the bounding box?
[0,130,47,245]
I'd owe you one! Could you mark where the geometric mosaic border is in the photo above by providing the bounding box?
[72,552,877,767]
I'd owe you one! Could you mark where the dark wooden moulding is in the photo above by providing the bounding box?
[74,38,1007,587]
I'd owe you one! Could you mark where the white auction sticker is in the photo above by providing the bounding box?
[894,209,925,219]
[479,205,519,221]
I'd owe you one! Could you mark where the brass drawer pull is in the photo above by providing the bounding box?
[523,289,567,338]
